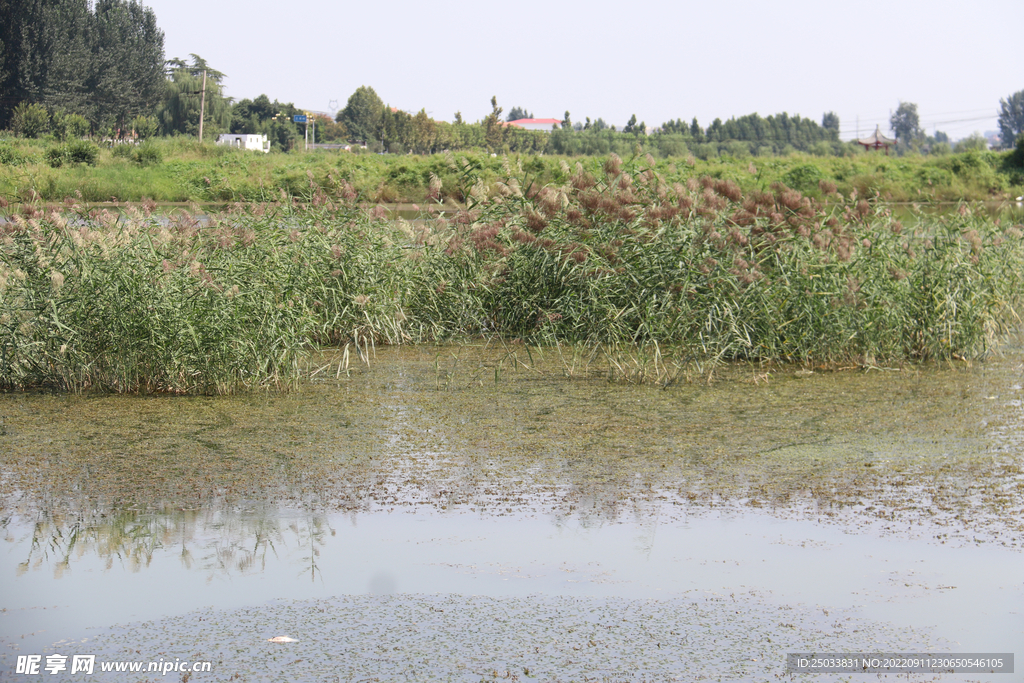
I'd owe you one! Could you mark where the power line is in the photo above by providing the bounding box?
[926,115,995,126]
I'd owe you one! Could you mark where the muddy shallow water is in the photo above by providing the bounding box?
[1,343,1022,681]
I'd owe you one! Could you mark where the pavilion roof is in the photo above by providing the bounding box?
[858,125,896,147]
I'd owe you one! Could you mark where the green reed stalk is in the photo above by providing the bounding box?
[2,156,1021,393]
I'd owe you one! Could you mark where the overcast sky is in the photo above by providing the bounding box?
[144,0,1021,141]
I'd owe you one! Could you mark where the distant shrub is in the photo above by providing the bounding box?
[693,143,718,160]
[809,141,833,157]
[0,143,26,166]
[723,140,752,158]
[954,133,988,153]
[65,140,99,164]
[946,150,986,175]
[11,102,51,138]
[47,140,99,167]
[654,135,688,158]
[45,147,66,168]
[131,115,159,140]
[916,166,954,187]
[132,142,162,166]
[112,144,134,159]
[782,164,826,194]
[51,110,90,141]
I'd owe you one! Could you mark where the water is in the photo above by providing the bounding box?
[1,345,1022,681]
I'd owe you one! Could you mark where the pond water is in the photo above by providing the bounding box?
[1,344,1022,681]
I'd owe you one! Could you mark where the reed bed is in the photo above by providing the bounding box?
[2,154,1022,393]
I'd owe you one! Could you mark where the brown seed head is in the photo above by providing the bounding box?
[604,154,622,177]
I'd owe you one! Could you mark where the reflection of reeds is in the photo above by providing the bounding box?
[2,156,1022,393]
[10,508,330,579]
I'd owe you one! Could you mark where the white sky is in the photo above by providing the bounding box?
[145,0,1022,141]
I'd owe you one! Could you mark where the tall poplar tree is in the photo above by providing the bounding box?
[0,0,163,131]
[90,0,165,129]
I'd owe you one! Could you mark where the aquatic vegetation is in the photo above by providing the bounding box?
[2,154,1023,393]
[47,594,941,682]
[461,156,1024,366]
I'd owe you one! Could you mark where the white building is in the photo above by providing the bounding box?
[505,118,563,132]
[216,133,271,153]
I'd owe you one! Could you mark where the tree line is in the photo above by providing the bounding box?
[0,0,164,133]
[2,1,1022,158]
[333,87,847,158]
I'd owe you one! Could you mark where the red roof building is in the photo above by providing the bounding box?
[505,118,563,132]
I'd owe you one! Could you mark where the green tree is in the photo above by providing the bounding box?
[484,96,504,151]
[338,85,384,144]
[156,55,231,138]
[88,0,164,131]
[660,118,689,135]
[0,0,87,127]
[230,94,302,150]
[0,0,163,131]
[821,111,840,137]
[690,118,704,143]
[381,105,414,153]
[954,132,988,153]
[997,90,1024,150]
[231,94,277,133]
[35,0,94,121]
[313,114,347,143]
[409,109,436,153]
[506,106,532,122]
[131,114,158,139]
[706,117,724,142]
[890,101,923,151]
[10,102,51,137]
[51,109,89,140]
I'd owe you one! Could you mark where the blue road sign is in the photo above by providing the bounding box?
[293,115,307,123]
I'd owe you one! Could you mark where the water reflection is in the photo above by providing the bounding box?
[3,342,1023,576]
[6,506,338,581]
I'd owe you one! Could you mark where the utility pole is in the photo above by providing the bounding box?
[198,70,207,142]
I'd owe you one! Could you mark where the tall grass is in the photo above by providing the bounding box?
[433,155,1023,365]
[3,136,1021,206]
[0,193,410,393]
[2,154,1022,393]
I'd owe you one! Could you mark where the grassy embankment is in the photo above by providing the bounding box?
[1,135,1023,206]
[3,153,1023,394]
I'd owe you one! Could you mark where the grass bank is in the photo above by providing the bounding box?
[1,135,1022,206]
[3,153,1023,393]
